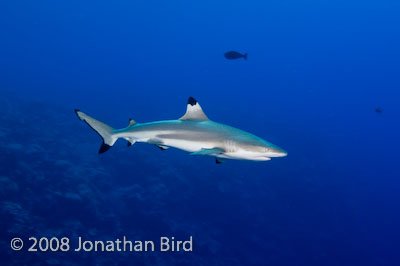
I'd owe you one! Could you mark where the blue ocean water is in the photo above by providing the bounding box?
[1,0,400,265]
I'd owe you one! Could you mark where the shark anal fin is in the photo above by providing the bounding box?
[124,138,136,147]
[179,97,209,121]
[190,148,224,156]
[156,145,169,150]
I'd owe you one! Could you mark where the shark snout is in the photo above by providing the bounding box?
[268,147,288,157]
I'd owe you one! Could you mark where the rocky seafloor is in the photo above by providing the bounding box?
[0,92,362,266]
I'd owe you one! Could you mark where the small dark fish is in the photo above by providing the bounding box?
[375,107,383,114]
[224,51,247,60]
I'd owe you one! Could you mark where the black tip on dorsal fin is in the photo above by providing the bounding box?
[188,97,197,106]
[98,142,111,154]
[180,96,208,121]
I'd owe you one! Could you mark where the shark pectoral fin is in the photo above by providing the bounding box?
[216,158,226,164]
[156,145,169,150]
[190,148,224,156]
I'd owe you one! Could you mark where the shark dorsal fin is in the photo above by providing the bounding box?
[128,118,136,126]
[179,97,209,121]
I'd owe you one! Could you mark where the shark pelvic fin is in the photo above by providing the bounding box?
[216,158,226,164]
[147,138,169,150]
[179,97,209,121]
[147,138,163,145]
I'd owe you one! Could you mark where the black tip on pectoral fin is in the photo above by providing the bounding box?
[216,158,224,164]
[188,97,197,106]
[99,142,111,154]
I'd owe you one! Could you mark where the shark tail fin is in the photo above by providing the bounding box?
[243,53,248,60]
[74,109,118,153]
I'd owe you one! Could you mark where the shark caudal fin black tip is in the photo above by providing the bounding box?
[74,109,82,119]
[75,110,117,153]
[188,97,197,106]
[99,142,111,154]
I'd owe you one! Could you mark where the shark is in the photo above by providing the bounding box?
[75,97,287,163]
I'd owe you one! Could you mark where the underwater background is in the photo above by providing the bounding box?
[1,0,400,265]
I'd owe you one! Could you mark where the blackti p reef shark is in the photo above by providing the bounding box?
[75,97,287,163]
